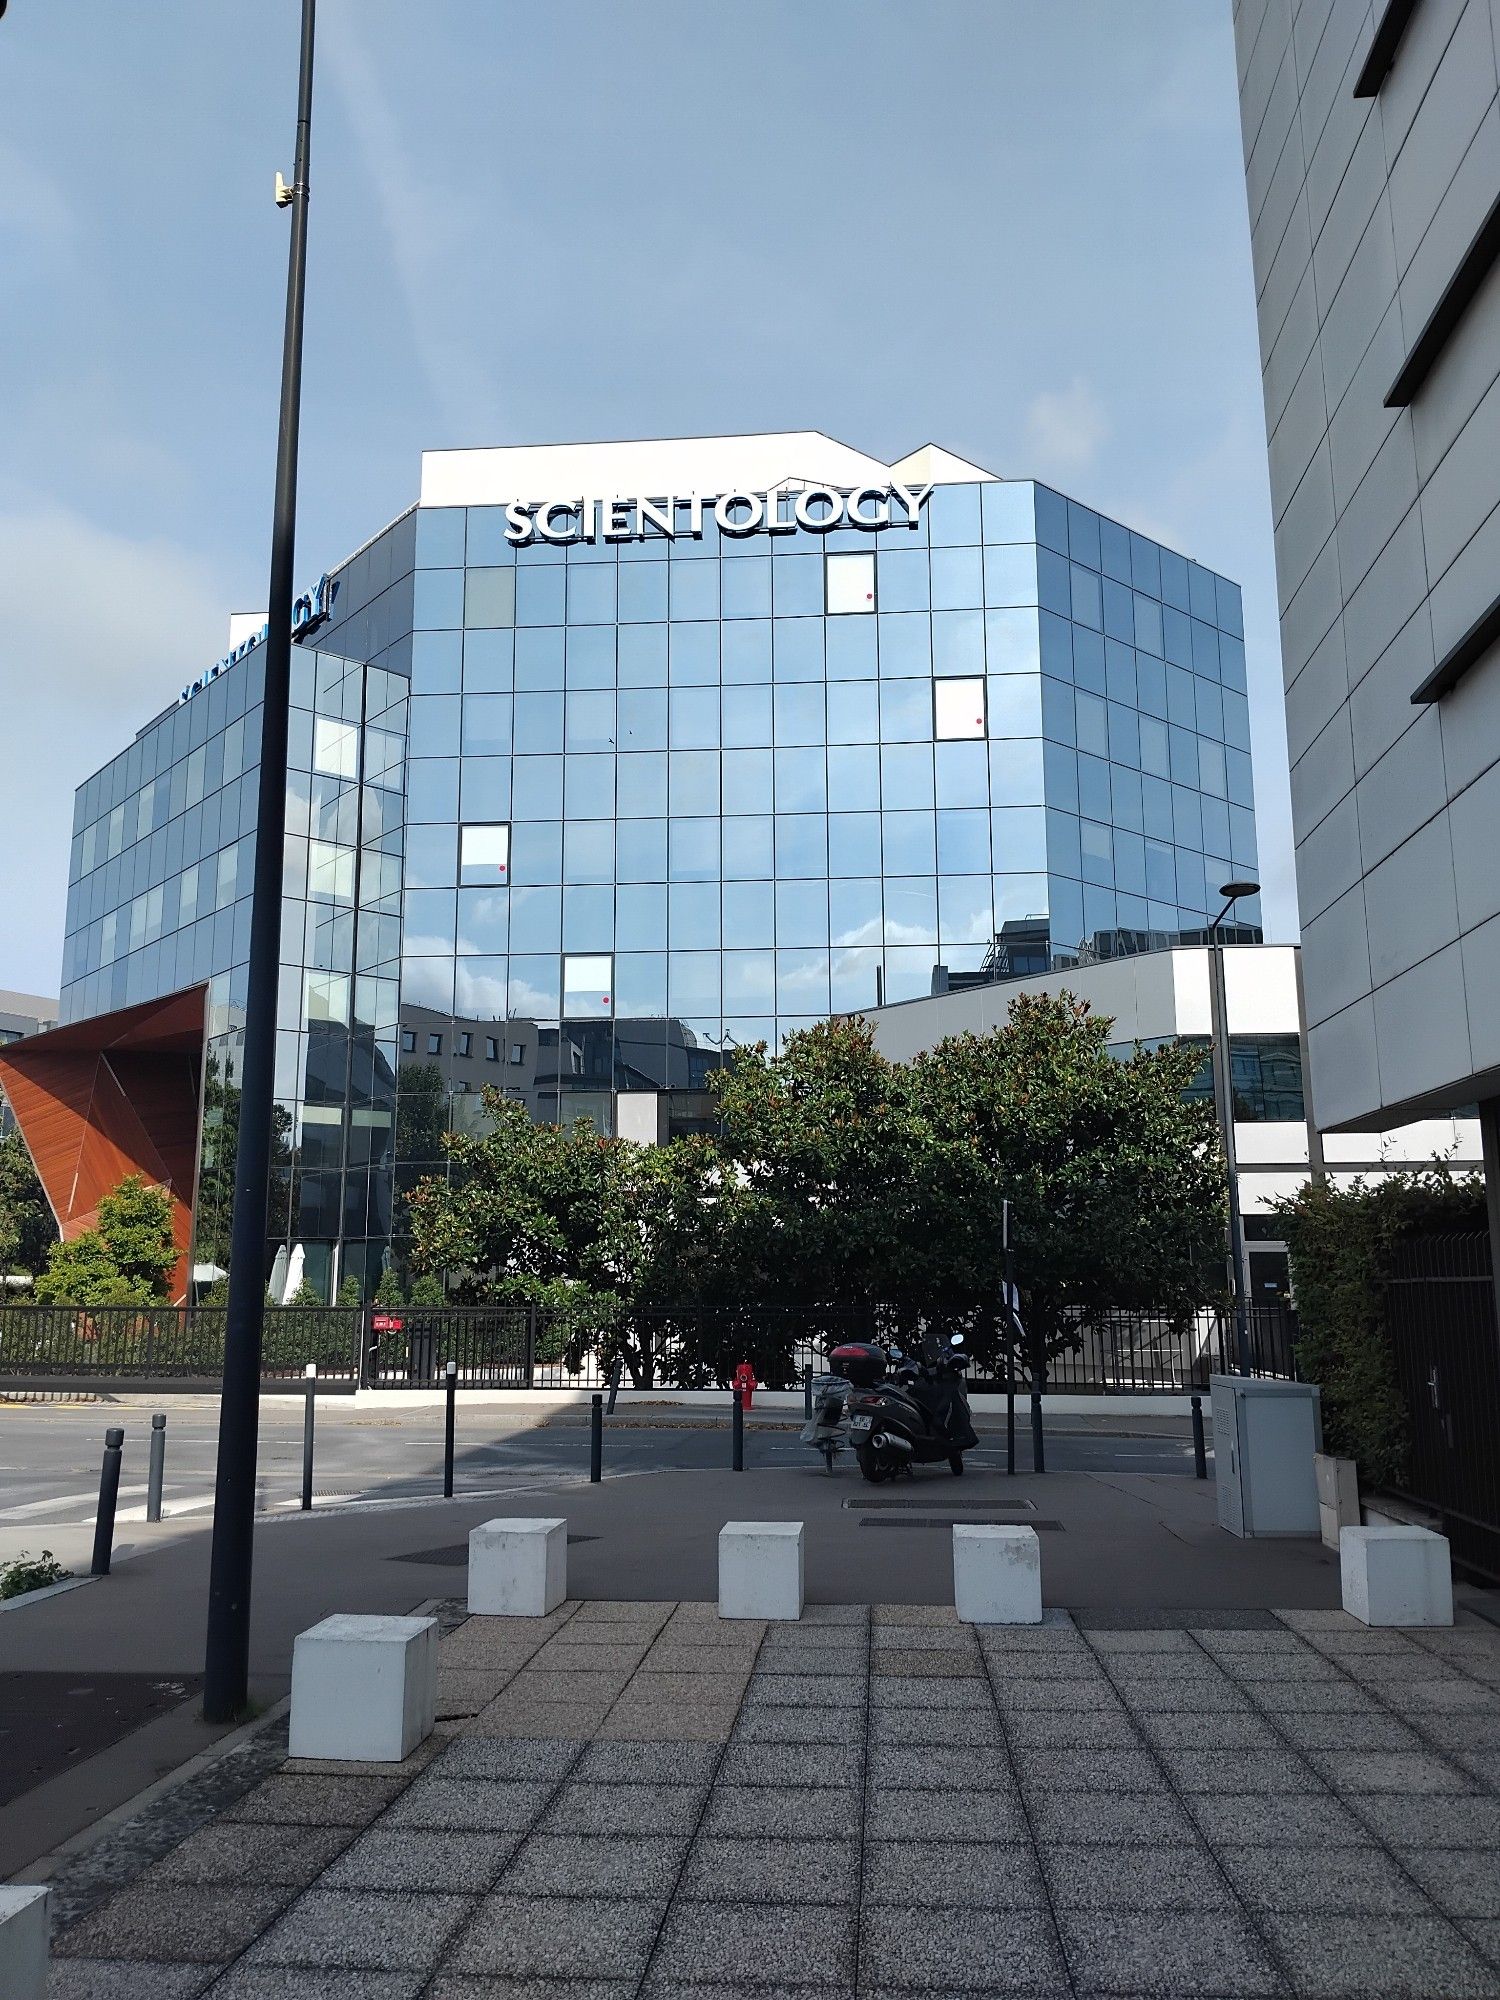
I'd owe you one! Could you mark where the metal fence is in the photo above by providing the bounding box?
[0,1297,1299,1397]
[1385,1231,1500,1582]
[0,1305,363,1391]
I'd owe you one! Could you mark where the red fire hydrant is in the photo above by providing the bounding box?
[732,1360,758,1411]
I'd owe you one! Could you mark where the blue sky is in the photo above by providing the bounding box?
[0,0,1290,995]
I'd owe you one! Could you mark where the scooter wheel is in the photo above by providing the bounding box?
[856,1445,889,1485]
[949,1453,965,1475]
[821,1444,836,1474]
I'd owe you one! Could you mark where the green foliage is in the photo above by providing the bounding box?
[407,1274,446,1307]
[336,1275,363,1308]
[407,998,1226,1387]
[287,1278,325,1308]
[373,1267,406,1308]
[33,1175,178,1306]
[1275,1167,1486,1486]
[0,1128,56,1276]
[0,1548,69,1600]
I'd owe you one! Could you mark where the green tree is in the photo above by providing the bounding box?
[33,1175,178,1306]
[1275,1167,1484,1485]
[907,992,1226,1376]
[337,1274,363,1307]
[0,1128,56,1277]
[373,1267,406,1308]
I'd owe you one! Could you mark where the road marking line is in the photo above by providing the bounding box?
[0,1484,149,1520]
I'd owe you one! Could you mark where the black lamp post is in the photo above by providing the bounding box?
[1207,879,1260,1378]
[203,0,317,1724]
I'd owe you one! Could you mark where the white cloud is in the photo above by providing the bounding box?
[0,499,230,993]
[321,1,501,438]
[1023,377,1109,477]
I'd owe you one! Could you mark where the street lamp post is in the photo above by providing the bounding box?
[203,0,317,1724]
[1207,879,1260,1380]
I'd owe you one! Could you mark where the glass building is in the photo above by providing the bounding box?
[37,434,1259,1298]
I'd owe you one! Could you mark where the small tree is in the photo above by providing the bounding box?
[0,1128,56,1277]
[33,1176,177,1307]
[373,1267,406,1308]
[1275,1167,1485,1485]
[337,1274,363,1308]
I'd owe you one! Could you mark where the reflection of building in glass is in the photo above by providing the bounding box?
[0,991,58,1137]
[10,432,1263,1297]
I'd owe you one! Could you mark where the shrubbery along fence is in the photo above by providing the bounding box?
[0,1298,1298,1396]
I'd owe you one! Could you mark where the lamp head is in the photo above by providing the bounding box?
[1219,880,1260,902]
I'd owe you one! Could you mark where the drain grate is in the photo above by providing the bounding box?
[859,1516,1063,1531]
[845,1497,1038,1512]
[393,1536,597,1565]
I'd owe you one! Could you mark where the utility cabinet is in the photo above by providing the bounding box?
[1211,1375,1322,1537]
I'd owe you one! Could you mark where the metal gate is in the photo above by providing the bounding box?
[1385,1231,1500,1581]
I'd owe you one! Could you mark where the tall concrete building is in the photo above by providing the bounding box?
[1234,0,1500,1175]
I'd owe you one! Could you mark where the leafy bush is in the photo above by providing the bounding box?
[1275,1168,1485,1486]
[33,1177,177,1306]
[0,1549,69,1599]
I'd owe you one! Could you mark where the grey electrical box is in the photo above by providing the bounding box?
[1211,1375,1323,1538]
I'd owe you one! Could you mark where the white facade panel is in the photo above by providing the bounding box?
[419,431,900,509]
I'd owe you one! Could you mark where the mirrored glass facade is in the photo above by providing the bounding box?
[56,466,1258,1295]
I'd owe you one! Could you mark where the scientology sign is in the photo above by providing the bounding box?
[503,481,934,548]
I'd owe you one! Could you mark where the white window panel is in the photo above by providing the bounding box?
[563,952,613,1016]
[313,716,359,779]
[934,677,987,740]
[827,552,876,615]
[460,822,510,883]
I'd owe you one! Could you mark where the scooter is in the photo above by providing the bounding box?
[845,1329,977,1483]
[799,1339,886,1472]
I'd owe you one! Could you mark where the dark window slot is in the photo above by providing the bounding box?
[1386,189,1500,408]
[1353,0,1421,97]
[1412,588,1500,702]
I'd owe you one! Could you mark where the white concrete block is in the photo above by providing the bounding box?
[719,1520,803,1620]
[1341,1525,1454,1627]
[1315,1453,1361,1550]
[289,1613,437,1763]
[0,1886,48,2000]
[953,1524,1043,1625]
[469,1516,568,1616]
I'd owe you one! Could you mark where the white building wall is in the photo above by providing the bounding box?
[862,943,1481,1211]
[1234,0,1500,1131]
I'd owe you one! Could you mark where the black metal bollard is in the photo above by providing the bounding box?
[1191,1392,1208,1479]
[91,1427,125,1576]
[732,1385,745,1472]
[443,1359,457,1498]
[1030,1388,1046,1474]
[1006,1354,1016,1478]
[301,1362,316,1511]
[590,1393,603,1483]
[606,1354,622,1417]
[147,1412,166,1523]
[803,1364,813,1421]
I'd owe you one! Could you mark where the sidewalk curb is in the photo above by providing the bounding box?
[0,1572,95,1615]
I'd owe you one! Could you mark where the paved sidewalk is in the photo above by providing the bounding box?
[40,1599,1500,1998]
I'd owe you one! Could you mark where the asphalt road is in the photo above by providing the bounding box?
[0,1398,1206,1526]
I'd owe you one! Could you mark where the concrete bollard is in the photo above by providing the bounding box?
[719,1520,803,1620]
[289,1614,437,1763]
[468,1517,568,1616]
[1341,1525,1453,1627]
[0,1886,49,2000]
[1315,1453,1360,1551]
[953,1523,1042,1625]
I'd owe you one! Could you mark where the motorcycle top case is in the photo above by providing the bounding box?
[829,1341,885,1387]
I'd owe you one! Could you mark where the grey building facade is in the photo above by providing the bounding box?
[1234,0,1500,1150]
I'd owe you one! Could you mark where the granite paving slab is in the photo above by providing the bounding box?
[47,1964,220,1999]
[444,1893,662,1982]
[1258,1913,1500,1997]
[54,1886,298,1964]
[240,1888,473,1973]
[41,1599,1500,2000]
